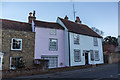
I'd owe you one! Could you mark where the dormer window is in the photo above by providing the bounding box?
[11,38,22,51]
[74,33,79,44]
[50,29,56,35]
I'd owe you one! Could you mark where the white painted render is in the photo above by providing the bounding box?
[69,32,104,66]
[57,18,104,67]
[32,20,35,32]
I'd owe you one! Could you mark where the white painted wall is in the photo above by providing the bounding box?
[69,32,104,66]
[32,20,35,32]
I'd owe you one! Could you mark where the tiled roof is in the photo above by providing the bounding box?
[34,20,64,30]
[0,19,32,32]
[58,17,102,38]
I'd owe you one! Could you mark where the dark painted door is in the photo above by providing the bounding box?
[85,53,89,65]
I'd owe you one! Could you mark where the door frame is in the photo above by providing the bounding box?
[83,50,90,65]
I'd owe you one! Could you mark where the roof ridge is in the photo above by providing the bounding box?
[34,20,58,24]
[58,17,86,26]
[58,17,102,38]
[0,18,29,24]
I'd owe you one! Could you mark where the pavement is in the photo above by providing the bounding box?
[2,63,120,80]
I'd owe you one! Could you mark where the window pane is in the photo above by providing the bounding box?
[90,50,94,61]
[74,50,81,62]
[12,38,22,50]
[74,34,79,44]
[94,38,98,46]
[49,39,57,51]
[41,56,58,68]
[95,51,99,61]
[50,29,56,35]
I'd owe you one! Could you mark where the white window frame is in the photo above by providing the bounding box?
[9,57,16,69]
[90,50,94,61]
[74,49,81,62]
[93,37,98,46]
[11,38,22,51]
[41,56,58,68]
[9,56,24,69]
[49,38,58,51]
[50,29,56,35]
[74,33,80,44]
[94,51,100,61]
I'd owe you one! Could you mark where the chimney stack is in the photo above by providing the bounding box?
[75,16,81,24]
[28,10,36,23]
[64,15,69,20]
[33,10,35,17]
[29,12,32,16]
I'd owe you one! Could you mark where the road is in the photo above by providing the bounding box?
[3,63,120,80]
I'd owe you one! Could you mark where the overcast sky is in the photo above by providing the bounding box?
[1,2,118,37]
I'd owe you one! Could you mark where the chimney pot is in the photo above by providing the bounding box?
[33,10,35,17]
[29,12,32,16]
[75,16,81,24]
[28,11,36,23]
[64,15,69,20]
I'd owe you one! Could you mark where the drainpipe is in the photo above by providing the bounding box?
[68,32,71,67]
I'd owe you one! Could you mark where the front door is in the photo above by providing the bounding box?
[85,53,89,65]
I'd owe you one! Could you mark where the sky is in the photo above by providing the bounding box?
[0,2,118,37]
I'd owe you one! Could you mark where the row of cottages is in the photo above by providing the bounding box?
[0,19,35,70]
[28,11,104,68]
[0,11,104,70]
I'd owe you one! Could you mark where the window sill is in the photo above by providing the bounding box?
[94,45,98,46]
[95,60,100,61]
[49,50,58,51]
[74,61,81,62]
[11,49,22,51]
[74,43,80,45]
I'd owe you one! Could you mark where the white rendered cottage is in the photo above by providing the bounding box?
[57,16,104,66]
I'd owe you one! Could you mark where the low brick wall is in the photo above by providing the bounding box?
[2,68,47,78]
[2,64,104,79]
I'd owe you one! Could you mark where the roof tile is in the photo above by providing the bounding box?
[34,20,64,30]
[58,17,102,38]
[0,19,32,32]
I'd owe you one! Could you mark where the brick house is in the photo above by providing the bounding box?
[0,19,35,70]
